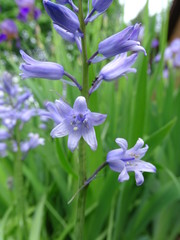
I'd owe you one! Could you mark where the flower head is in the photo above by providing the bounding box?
[50,96,107,151]
[15,0,41,22]
[106,138,156,186]
[89,53,137,94]
[89,24,146,63]
[85,0,113,24]
[20,50,64,80]
[43,0,82,37]
[0,19,18,42]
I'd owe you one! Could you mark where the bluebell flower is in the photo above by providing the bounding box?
[56,0,78,12]
[1,72,17,97]
[106,138,156,185]
[0,129,10,141]
[0,19,18,43]
[50,96,107,151]
[43,0,83,37]
[20,50,64,80]
[88,24,146,63]
[20,50,81,88]
[89,53,137,94]
[20,133,45,152]
[15,0,41,22]
[85,0,113,24]
[53,23,82,52]
[0,142,7,157]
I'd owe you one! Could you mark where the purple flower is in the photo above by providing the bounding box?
[15,0,41,22]
[50,96,107,151]
[89,24,146,63]
[1,72,17,97]
[151,38,159,48]
[0,142,7,157]
[20,133,45,152]
[85,0,113,23]
[43,0,82,37]
[20,50,64,80]
[56,0,78,12]
[0,19,18,42]
[53,23,82,52]
[0,129,10,140]
[106,138,156,186]
[174,52,180,67]
[89,53,137,94]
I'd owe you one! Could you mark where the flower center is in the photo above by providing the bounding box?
[71,113,89,131]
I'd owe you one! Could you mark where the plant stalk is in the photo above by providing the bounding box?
[75,1,89,239]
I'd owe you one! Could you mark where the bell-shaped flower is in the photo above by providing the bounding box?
[89,53,137,94]
[50,96,107,152]
[53,23,82,52]
[106,138,156,186]
[20,50,64,80]
[20,50,82,89]
[43,0,82,37]
[85,0,113,24]
[0,142,7,157]
[88,24,146,63]
[56,0,78,12]
[1,72,17,97]
[0,19,18,42]
[0,129,10,141]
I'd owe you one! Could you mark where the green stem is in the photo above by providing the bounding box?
[14,124,27,239]
[75,1,89,239]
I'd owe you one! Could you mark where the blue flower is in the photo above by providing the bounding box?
[89,53,137,94]
[88,24,146,63]
[20,50,64,80]
[43,0,82,37]
[56,0,78,12]
[53,23,82,52]
[0,142,7,157]
[85,0,113,24]
[50,96,107,151]
[106,138,156,186]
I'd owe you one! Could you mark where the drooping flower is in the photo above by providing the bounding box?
[15,0,41,22]
[56,0,78,12]
[53,23,82,52]
[43,0,82,37]
[20,50,64,80]
[50,96,107,151]
[106,138,156,186]
[85,0,113,24]
[88,24,146,63]
[89,53,137,94]
[20,50,82,89]
[0,19,18,43]
[20,133,45,152]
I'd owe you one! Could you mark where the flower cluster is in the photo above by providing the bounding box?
[20,0,156,185]
[154,38,180,78]
[0,72,44,158]
[15,0,41,22]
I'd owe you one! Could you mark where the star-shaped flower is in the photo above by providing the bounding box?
[50,96,107,151]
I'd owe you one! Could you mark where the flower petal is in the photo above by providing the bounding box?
[87,112,107,126]
[82,127,97,151]
[115,138,128,151]
[118,167,129,182]
[55,99,72,118]
[68,131,81,151]
[50,121,69,138]
[73,96,88,113]
[135,171,144,186]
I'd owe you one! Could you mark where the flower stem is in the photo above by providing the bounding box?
[75,1,89,239]
[14,124,27,239]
